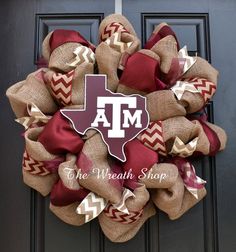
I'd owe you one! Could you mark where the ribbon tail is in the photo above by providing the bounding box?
[178,45,197,75]
[76,192,108,223]
[112,188,135,214]
[171,80,200,100]
[169,137,198,157]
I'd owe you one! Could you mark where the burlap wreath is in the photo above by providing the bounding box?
[6,14,227,243]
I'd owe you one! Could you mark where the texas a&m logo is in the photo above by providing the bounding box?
[61,75,149,161]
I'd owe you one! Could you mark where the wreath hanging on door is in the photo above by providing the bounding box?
[6,14,227,242]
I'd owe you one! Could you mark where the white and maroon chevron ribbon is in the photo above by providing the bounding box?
[50,70,74,106]
[15,103,51,129]
[66,45,95,67]
[173,158,206,199]
[104,205,143,224]
[101,22,129,41]
[76,188,134,223]
[171,78,216,102]
[138,121,167,156]
[178,45,197,74]
[191,77,217,102]
[22,150,50,176]
[169,137,198,158]
[105,32,133,53]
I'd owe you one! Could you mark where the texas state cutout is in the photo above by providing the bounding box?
[60,74,149,162]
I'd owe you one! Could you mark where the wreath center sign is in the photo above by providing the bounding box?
[61,74,149,161]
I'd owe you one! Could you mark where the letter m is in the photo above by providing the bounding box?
[122,110,142,128]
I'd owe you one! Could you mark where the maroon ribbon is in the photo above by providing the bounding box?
[187,110,221,156]
[49,29,96,54]
[119,52,167,92]
[144,25,180,50]
[170,157,204,189]
[161,57,186,86]
[50,179,89,206]
[198,120,221,156]
[43,156,65,173]
[122,139,158,187]
[38,111,84,155]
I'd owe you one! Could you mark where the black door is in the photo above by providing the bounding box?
[1,0,235,251]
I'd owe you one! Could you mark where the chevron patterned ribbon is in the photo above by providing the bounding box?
[138,121,167,156]
[22,150,50,176]
[76,188,135,223]
[101,22,129,41]
[15,103,51,129]
[105,32,133,53]
[191,77,217,102]
[66,45,95,67]
[172,157,206,199]
[76,192,108,222]
[50,70,74,106]
[171,80,199,100]
[104,205,143,224]
[169,137,198,158]
[178,45,197,74]
[171,78,216,102]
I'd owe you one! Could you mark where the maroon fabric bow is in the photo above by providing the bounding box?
[38,111,84,155]
[49,29,96,54]
[119,52,167,92]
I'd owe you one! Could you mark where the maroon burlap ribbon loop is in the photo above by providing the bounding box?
[119,52,167,92]
[198,120,221,156]
[50,179,89,206]
[104,204,144,224]
[170,157,204,189]
[49,29,96,54]
[38,111,84,155]
[144,25,180,50]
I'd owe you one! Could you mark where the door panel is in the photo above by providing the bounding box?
[1,1,235,252]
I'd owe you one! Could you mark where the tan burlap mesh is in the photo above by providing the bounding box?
[6,69,58,118]
[78,133,122,204]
